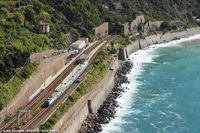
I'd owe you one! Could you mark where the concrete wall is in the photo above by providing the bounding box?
[126,40,140,56]
[126,27,200,56]
[90,57,119,113]
[118,49,129,61]
[53,57,119,133]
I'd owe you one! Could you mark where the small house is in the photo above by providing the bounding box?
[40,21,50,33]
[72,40,86,50]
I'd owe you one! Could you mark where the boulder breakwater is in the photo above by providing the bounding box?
[79,61,133,133]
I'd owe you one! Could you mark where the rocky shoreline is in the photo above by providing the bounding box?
[79,61,133,133]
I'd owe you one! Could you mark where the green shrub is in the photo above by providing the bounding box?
[0,7,9,19]
[24,8,36,23]
[13,12,24,25]
[160,21,172,31]
[0,62,38,110]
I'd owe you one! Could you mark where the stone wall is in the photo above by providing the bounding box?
[94,22,109,40]
[65,33,74,44]
[112,15,162,35]
[123,22,130,35]
[143,21,163,33]
[112,15,163,35]
[130,15,145,33]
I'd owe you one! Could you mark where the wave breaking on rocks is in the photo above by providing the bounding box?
[79,61,133,133]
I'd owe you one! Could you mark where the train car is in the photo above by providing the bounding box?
[44,62,88,106]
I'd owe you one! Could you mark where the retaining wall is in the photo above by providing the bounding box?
[126,27,200,56]
[93,22,109,40]
[53,56,119,133]
[0,52,68,124]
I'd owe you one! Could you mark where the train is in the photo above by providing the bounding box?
[44,61,88,106]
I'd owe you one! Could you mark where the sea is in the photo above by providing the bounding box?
[101,34,200,133]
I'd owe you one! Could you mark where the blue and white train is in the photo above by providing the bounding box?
[44,62,88,106]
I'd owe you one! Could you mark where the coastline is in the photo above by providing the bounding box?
[126,27,200,57]
[77,27,200,133]
[101,31,200,133]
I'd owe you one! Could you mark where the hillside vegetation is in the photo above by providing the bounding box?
[1,0,200,109]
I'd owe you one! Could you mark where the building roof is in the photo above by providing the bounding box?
[72,40,85,46]
[39,20,50,26]
[80,37,88,39]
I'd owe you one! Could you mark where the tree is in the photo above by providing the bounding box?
[33,1,43,14]
[0,8,9,19]
[160,21,172,31]
[39,11,50,21]
[13,12,24,25]
[24,8,36,23]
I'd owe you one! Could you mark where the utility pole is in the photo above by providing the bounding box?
[39,39,44,63]
[39,50,41,63]
[44,70,46,86]
[6,103,7,117]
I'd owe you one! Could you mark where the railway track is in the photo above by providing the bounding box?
[0,59,76,130]
[19,36,116,131]
[20,70,91,131]
[0,35,115,131]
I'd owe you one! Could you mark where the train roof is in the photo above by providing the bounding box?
[80,54,89,60]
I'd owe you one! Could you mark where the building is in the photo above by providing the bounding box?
[79,37,89,43]
[40,21,50,33]
[72,40,87,50]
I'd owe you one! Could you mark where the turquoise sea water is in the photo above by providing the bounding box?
[102,35,200,133]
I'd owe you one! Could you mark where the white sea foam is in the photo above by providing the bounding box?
[156,34,200,48]
[101,34,200,133]
[168,111,182,120]
[101,45,156,133]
